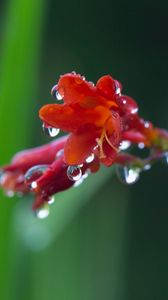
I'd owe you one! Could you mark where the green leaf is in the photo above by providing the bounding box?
[0,0,45,298]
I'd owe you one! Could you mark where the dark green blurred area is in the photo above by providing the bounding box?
[0,0,168,299]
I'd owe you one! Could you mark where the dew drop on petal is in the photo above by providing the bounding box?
[25,165,48,188]
[51,84,57,98]
[42,123,60,137]
[71,71,76,75]
[67,166,82,181]
[55,149,64,159]
[119,141,131,151]
[48,196,55,205]
[35,204,50,219]
[86,153,95,163]
[30,181,38,189]
[131,107,138,114]
[116,165,140,185]
[56,91,63,100]
[115,81,121,95]
[144,121,150,128]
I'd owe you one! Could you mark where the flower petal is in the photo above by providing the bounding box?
[96,75,122,98]
[39,104,111,133]
[64,131,99,165]
[55,73,118,109]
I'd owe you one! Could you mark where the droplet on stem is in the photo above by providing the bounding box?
[48,196,55,205]
[55,149,64,159]
[116,165,140,185]
[35,204,50,219]
[86,153,95,163]
[25,165,48,190]
[67,166,82,181]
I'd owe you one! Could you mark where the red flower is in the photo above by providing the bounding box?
[39,73,122,166]
[1,71,168,216]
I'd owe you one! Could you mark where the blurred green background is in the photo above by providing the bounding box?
[0,0,168,299]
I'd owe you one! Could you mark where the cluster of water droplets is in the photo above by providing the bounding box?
[117,138,153,184]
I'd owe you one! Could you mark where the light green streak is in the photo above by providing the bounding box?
[0,0,45,299]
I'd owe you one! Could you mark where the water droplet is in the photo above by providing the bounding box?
[5,190,15,197]
[55,149,64,159]
[115,80,121,95]
[81,75,85,81]
[82,172,89,179]
[42,123,60,137]
[73,177,84,187]
[89,81,95,86]
[71,71,76,75]
[86,153,95,163]
[31,181,38,190]
[116,165,140,185]
[48,196,55,205]
[117,95,138,115]
[138,142,145,149]
[35,204,50,219]
[73,171,89,187]
[119,141,131,150]
[67,166,82,181]
[144,121,150,128]
[143,164,151,171]
[131,107,138,114]
[56,91,63,100]
[162,152,168,165]
[51,84,57,98]
[25,165,48,188]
